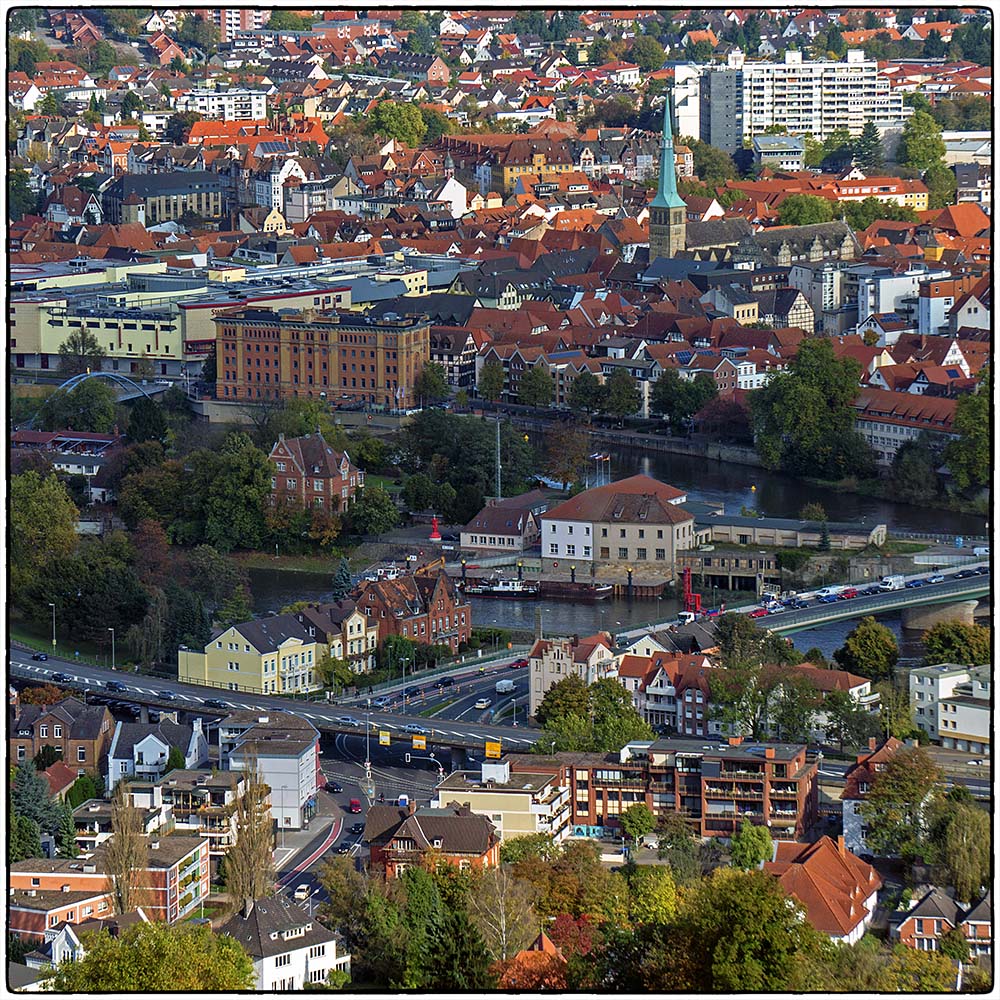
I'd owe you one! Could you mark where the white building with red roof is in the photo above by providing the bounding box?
[539,474,702,578]
[527,632,617,717]
[765,835,882,944]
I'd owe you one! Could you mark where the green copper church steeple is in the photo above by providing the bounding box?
[648,89,687,260]
[650,91,686,210]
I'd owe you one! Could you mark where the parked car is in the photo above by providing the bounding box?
[325,781,343,794]
[748,608,769,618]
[158,690,176,701]
[106,680,127,692]
[293,884,310,902]
[204,698,229,709]
[474,697,492,709]
[31,652,48,661]
[51,672,71,683]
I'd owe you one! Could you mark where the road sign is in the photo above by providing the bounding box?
[485,741,502,759]
[379,730,390,746]
[412,735,426,750]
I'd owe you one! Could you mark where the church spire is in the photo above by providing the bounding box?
[651,91,685,210]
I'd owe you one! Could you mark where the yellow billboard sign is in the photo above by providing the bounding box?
[485,741,502,759]
[412,735,426,750]
[379,730,391,746]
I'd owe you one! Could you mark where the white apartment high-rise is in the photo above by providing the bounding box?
[680,49,912,150]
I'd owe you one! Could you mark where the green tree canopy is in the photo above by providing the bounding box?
[921,620,991,666]
[833,616,898,681]
[9,168,38,221]
[620,803,656,846]
[859,746,939,861]
[602,369,641,421]
[629,35,665,72]
[413,361,448,406]
[39,378,118,433]
[10,471,79,599]
[651,369,717,430]
[852,121,884,172]
[126,397,168,445]
[729,819,773,870]
[897,110,946,171]
[477,362,505,402]
[348,485,399,536]
[517,365,554,408]
[777,194,835,226]
[45,922,254,990]
[566,369,607,413]
[749,337,874,479]
[369,101,427,146]
[945,369,990,492]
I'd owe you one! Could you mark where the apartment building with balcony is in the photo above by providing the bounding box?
[174,87,267,121]
[10,835,210,925]
[509,736,818,840]
[431,759,572,844]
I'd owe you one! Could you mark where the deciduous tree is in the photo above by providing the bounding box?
[45,922,255,991]
[413,361,448,406]
[349,484,399,536]
[518,364,554,408]
[921,620,991,665]
[620,803,656,847]
[729,819,773,870]
[859,746,939,861]
[223,760,275,908]
[897,110,946,171]
[945,369,990,492]
[567,369,607,413]
[777,194,834,226]
[477,361,505,402]
[602,369,640,422]
[10,471,79,603]
[467,866,539,961]
[627,865,677,925]
[55,329,106,377]
[833,615,898,680]
[39,378,118,433]
[104,781,149,914]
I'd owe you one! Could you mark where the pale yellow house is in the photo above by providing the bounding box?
[431,760,572,843]
[292,600,379,674]
[177,615,324,696]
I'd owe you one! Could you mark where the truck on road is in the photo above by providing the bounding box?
[495,679,515,695]
[879,575,905,591]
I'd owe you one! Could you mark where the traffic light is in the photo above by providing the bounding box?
[405,753,411,763]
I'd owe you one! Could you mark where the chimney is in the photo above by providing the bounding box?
[837,835,846,857]
[764,747,775,759]
[727,736,742,746]
[868,737,876,750]
[407,800,417,816]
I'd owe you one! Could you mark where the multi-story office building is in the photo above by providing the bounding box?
[214,306,430,407]
[678,50,911,150]
[508,736,818,840]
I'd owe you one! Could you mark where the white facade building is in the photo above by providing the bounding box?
[174,88,267,121]
[219,712,321,831]
[106,719,208,792]
[911,664,990,754]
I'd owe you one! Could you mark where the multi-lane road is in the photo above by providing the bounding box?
[9,647,540,754]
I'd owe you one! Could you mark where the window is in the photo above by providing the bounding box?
[17,746,26,760]
[54,725,62,738]
[78,746,86,762]
[601,528,608,537]
[566,545,575,556]
[656,548,666,560]
[40,725,48,738]
[618,547,628,559]
[549,543,558,554]
[276,462,286,472]
[274,954,291,968]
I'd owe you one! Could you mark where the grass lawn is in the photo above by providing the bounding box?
[880,541,930,555]
[10,619,111,668]
[364,474,402,494]
[419,699,457,717]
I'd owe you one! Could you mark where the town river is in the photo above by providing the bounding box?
[248,444,987,657]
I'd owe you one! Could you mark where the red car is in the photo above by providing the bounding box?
[838,588,859,600]
[348,799,362,814]
[748,608,769,618]
[509,658,529,669]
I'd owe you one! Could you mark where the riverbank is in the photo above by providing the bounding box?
[501,411,986,522]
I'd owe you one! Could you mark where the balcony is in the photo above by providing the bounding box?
[705,786,764,800]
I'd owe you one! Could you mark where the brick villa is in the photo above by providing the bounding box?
[268,432,364,511]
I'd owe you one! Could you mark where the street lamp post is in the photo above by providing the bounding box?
[108,628,115,671]
[48,603,56,649]
[400,658,409,713]
[363,699,375,800]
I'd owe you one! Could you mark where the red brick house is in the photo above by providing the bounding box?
[363,802,499,877]
[10,697,114,774]
[268,432,364,512]
[9,888,115,942]
[355,566,471,653]
[764,836,882,944]
[892,887,993,959]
